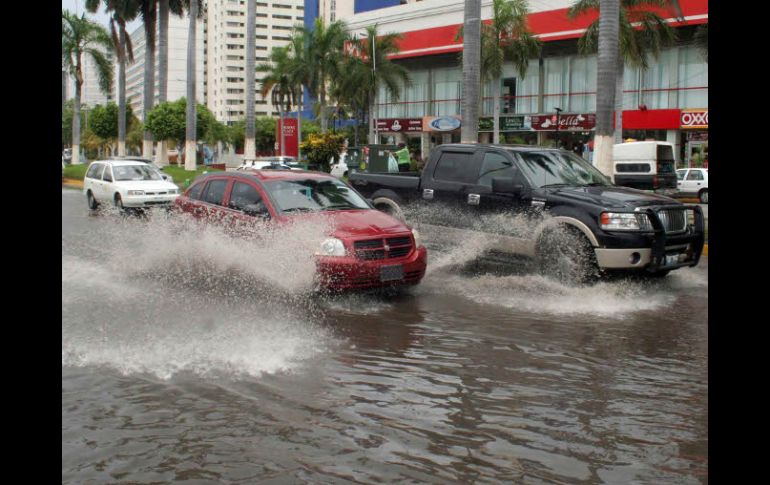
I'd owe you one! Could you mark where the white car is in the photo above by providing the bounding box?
[236,159,297,171]
[83,160,180,211]
[676,168,708,203]
[330,152,350,178]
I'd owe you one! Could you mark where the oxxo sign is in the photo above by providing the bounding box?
[681,110,708,129]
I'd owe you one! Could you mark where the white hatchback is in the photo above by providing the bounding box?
[83,160,180,211]
[676,168,709,204]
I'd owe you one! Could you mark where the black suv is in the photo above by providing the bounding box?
[348,144,705,282]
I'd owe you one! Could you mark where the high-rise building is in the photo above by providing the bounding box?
[121,13,206,120]
[206,0,306,124]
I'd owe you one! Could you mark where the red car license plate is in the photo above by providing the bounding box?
[380,265,404,282]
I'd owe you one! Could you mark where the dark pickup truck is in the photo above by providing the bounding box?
[349,144,705,282]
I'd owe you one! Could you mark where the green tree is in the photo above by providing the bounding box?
[344,25,410,145]
[145,98,212,146]
[89,103,135,155]
[258,45,299,157]
[457,0,541,144]
[569,0,683,148]
[300,132,345,172]
[62,10,114,164]
[298,18,348,132]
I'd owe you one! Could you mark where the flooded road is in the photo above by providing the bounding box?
[62,188,707,484]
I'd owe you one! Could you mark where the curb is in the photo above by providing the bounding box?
[62,178,83,189]
[702,244,708,256]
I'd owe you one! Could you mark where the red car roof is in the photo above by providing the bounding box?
[240,169,335,182]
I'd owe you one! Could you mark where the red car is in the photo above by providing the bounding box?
[174,170,428,291]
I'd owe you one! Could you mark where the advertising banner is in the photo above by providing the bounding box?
[275,117,298,158]
[478,116,532,132]
[375,118,423,132]
[422,115,462,132]
[530,113,596,131]
[680,109,708,129]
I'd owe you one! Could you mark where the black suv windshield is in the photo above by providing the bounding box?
[264,178,370,213]
[511,150,612,188]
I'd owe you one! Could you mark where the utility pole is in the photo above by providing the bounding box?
[461,0,482,144]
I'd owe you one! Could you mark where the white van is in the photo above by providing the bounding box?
[613,141,678,194]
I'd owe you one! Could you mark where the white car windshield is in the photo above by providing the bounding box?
[113,165,163,181]
[264,179,370,213]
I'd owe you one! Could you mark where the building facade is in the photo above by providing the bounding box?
[206,0,306,125]
[122,13,206,120]
[343,0,708,166]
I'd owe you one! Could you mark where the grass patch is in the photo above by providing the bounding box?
[62,163,90,180]
[62,163,223,186]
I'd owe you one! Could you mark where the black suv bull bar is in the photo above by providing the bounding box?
[643,204,705,272]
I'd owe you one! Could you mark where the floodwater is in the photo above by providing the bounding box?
[62,189,707,484]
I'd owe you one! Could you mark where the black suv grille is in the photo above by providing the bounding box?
[657,209,687,233]
[353,236,413,260]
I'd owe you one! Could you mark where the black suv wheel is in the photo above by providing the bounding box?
[536,225,600,285]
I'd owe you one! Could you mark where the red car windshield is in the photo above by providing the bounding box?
[264,179,370,213]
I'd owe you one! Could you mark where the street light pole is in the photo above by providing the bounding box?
[361,28,378,144]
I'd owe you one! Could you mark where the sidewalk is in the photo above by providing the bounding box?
[62,178,83,189]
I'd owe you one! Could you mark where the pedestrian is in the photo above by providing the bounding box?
[394,143,411,172]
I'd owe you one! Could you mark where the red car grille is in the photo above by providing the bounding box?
[353,236,413,260]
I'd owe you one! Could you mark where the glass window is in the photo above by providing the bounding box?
[229,182,263,211]
[514,150,611,188]
[102,165,113,182]
[643,49,676,109]
[678,45,708,108]
[112,164,162,181]
[405,69,429,117]
[433,151,474,183]
[544,57,569,111]
[187,181,205,200]
[477,152,516,187]
[433,67,462,116]
[569,55,596,112]
[202,179,229,206]
[676,169,687,180]
[616,163,651,173]
[264,178,369,213]
[686,170,703,181]
[86,163,102,179]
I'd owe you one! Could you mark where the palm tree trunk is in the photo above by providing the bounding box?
[320,74,328,133]
[73,78,82,164]
[614,55,624,144]
[594,0,620,179]
[461,0,482,144]
[493,76,502,144]
[279,110,285,156]
[157,0,169,165]
[244,0,257,159]
[142,5,156,160]
[185,0,198,171]
[368,97,375,144]
[118,29,128,157]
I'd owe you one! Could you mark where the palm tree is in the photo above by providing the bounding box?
[464,0,541,144]
[299,18,348,133]
[258,46,299,156]
[156,0,186,164]
[62,10,114,165]
[460,0,482,144]
[569,0,682,146]
[85,0,138,157]
[347,25,410,144]
[592,0,620,177]
[244,0,257,159]
[184,0,200,170]
[139,0,158,159]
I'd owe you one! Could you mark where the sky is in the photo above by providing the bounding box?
[62,0,142,32]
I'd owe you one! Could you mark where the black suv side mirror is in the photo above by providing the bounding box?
[492,177,523,195]
[243,203,270,219]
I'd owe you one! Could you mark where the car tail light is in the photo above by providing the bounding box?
[652,175,659,188]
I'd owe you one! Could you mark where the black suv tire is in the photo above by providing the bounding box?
[536,225,600,285]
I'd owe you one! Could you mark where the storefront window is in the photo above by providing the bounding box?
[512,63,539,114]
[544,57,569,111]
[569,55,596,112]
[405,69,429,117]
[642,49,676,109]
[678,45,708,109]
[433,66,462,116]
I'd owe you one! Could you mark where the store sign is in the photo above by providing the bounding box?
[681,109,708,129]
[275,118,298,158]
[686,131,709,141]
[376,118,423,132]
[422,115,462,132]
[479,116,532,132]
[530,113,596,131]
